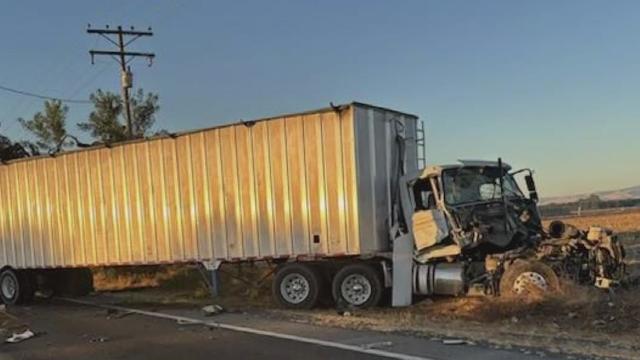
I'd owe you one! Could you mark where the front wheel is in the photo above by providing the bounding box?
[332,263,383,309]
[500,260,560,297]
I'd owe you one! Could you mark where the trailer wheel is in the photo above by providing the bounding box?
[332,263,383,309]
[500,260,559,297]
[0,269,35,305]
[272,263,322,309]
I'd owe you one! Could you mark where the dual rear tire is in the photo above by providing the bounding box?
[272,262,384,310]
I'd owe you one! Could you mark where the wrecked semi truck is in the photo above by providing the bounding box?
[0,103,625,308]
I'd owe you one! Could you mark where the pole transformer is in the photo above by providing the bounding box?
[87,25,155,138]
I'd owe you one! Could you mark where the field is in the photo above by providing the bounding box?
[543,208,640,233]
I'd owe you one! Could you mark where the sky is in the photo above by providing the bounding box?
[0,0,639,197]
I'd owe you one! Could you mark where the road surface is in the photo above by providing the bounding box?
[1,298,566,360]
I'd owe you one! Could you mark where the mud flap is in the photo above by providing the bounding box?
[392,233,413,307]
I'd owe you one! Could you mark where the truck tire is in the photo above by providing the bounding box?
[272,263,322,309]
[332,263,383,309]
[0,269,35,305]
[500,260,559,297]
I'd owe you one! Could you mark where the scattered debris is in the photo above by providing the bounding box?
[5,329,35,344]
[442,338,466,345]
[202,304,225,317]
[89,336,110,343]
[567,312,578,319]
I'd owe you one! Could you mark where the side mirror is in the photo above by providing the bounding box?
[524,174,538,202]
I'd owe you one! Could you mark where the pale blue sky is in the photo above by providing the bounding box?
[0,1,638,197]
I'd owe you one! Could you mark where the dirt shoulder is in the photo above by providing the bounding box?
[280,287,640,360]
[94,263,640,360]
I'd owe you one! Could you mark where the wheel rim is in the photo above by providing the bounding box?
[280,273,310,304]
[513,271,548,294]
[1,274,17,300]
[340,274,372,306]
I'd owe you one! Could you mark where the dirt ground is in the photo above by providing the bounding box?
[89,258,640,360]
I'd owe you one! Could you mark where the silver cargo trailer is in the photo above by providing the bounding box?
[0,102,422,306]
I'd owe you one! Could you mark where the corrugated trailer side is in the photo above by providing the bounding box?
[0,103,410,269]
[0,102,421,308]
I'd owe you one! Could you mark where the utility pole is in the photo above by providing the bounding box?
[87,25,155,138]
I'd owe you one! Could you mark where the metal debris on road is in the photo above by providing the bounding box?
[442,338,466,345]
[201,305,225,317]
[5,329,35,344]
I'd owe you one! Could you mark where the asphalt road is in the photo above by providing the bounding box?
[1,299,565,360]
[2,302,378,360]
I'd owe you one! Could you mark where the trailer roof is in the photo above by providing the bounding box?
[1,101,418,166]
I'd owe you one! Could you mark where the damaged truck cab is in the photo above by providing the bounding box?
[391,159,626,306]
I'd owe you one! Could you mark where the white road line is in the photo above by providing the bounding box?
[60,298,435,360]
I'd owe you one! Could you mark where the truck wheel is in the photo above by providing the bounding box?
[272,263,322,309]
[0,269,35,305]
[500,260,559,297]
[332,263,383,309]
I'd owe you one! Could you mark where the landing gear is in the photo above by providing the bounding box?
[272,263,324,309]
[332,263,383,309]
[0,268,35,305]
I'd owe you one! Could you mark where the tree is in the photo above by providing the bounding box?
[130,89,160,137]
[78,89,159,143]
[18,100,69,152]
[0,126,34,161]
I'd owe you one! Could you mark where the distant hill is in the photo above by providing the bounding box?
[540,185,640,205]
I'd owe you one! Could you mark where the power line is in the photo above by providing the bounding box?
[0,84,92,104]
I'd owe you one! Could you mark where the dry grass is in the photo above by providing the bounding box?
[93,263,275,309]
